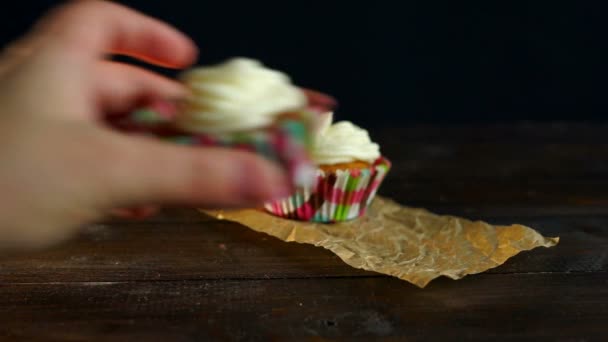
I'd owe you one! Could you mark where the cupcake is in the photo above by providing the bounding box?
[176,58,307,134]
[264,112,391,222]
[109,58,331,187]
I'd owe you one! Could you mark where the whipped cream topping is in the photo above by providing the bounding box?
[176,58,307,134]
[312,112,381,165]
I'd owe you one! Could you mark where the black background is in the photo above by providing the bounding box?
[1,1,605,126]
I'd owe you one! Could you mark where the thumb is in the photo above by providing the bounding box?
[107,134,291,208]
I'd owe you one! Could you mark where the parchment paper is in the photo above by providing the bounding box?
[204,197,558,288]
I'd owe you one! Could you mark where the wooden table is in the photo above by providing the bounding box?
[1,123,607,341]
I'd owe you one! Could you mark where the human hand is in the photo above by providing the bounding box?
[0,1,290,249]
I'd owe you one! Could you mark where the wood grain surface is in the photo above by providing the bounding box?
[1,123,607,341]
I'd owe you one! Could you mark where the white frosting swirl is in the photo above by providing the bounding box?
[176,58,307,134]
[312,113,381,164]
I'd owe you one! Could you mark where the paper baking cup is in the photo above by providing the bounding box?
[111,108,317,188]
[264,157,391,222]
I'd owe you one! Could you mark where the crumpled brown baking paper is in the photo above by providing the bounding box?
[204,197,558,288]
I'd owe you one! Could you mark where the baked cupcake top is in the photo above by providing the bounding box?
[176,58,307,134]
[312,113,381,165]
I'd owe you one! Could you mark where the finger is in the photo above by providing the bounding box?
[302,88,338,111]
[106,134,291,208]
[95,61,188,114]
[26,0,198,68]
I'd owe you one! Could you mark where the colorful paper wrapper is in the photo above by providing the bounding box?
[108,105,318,188]
[264,157,391,222]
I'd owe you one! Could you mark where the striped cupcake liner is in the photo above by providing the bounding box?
[109,106,318,188]
[264,157,391,222]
